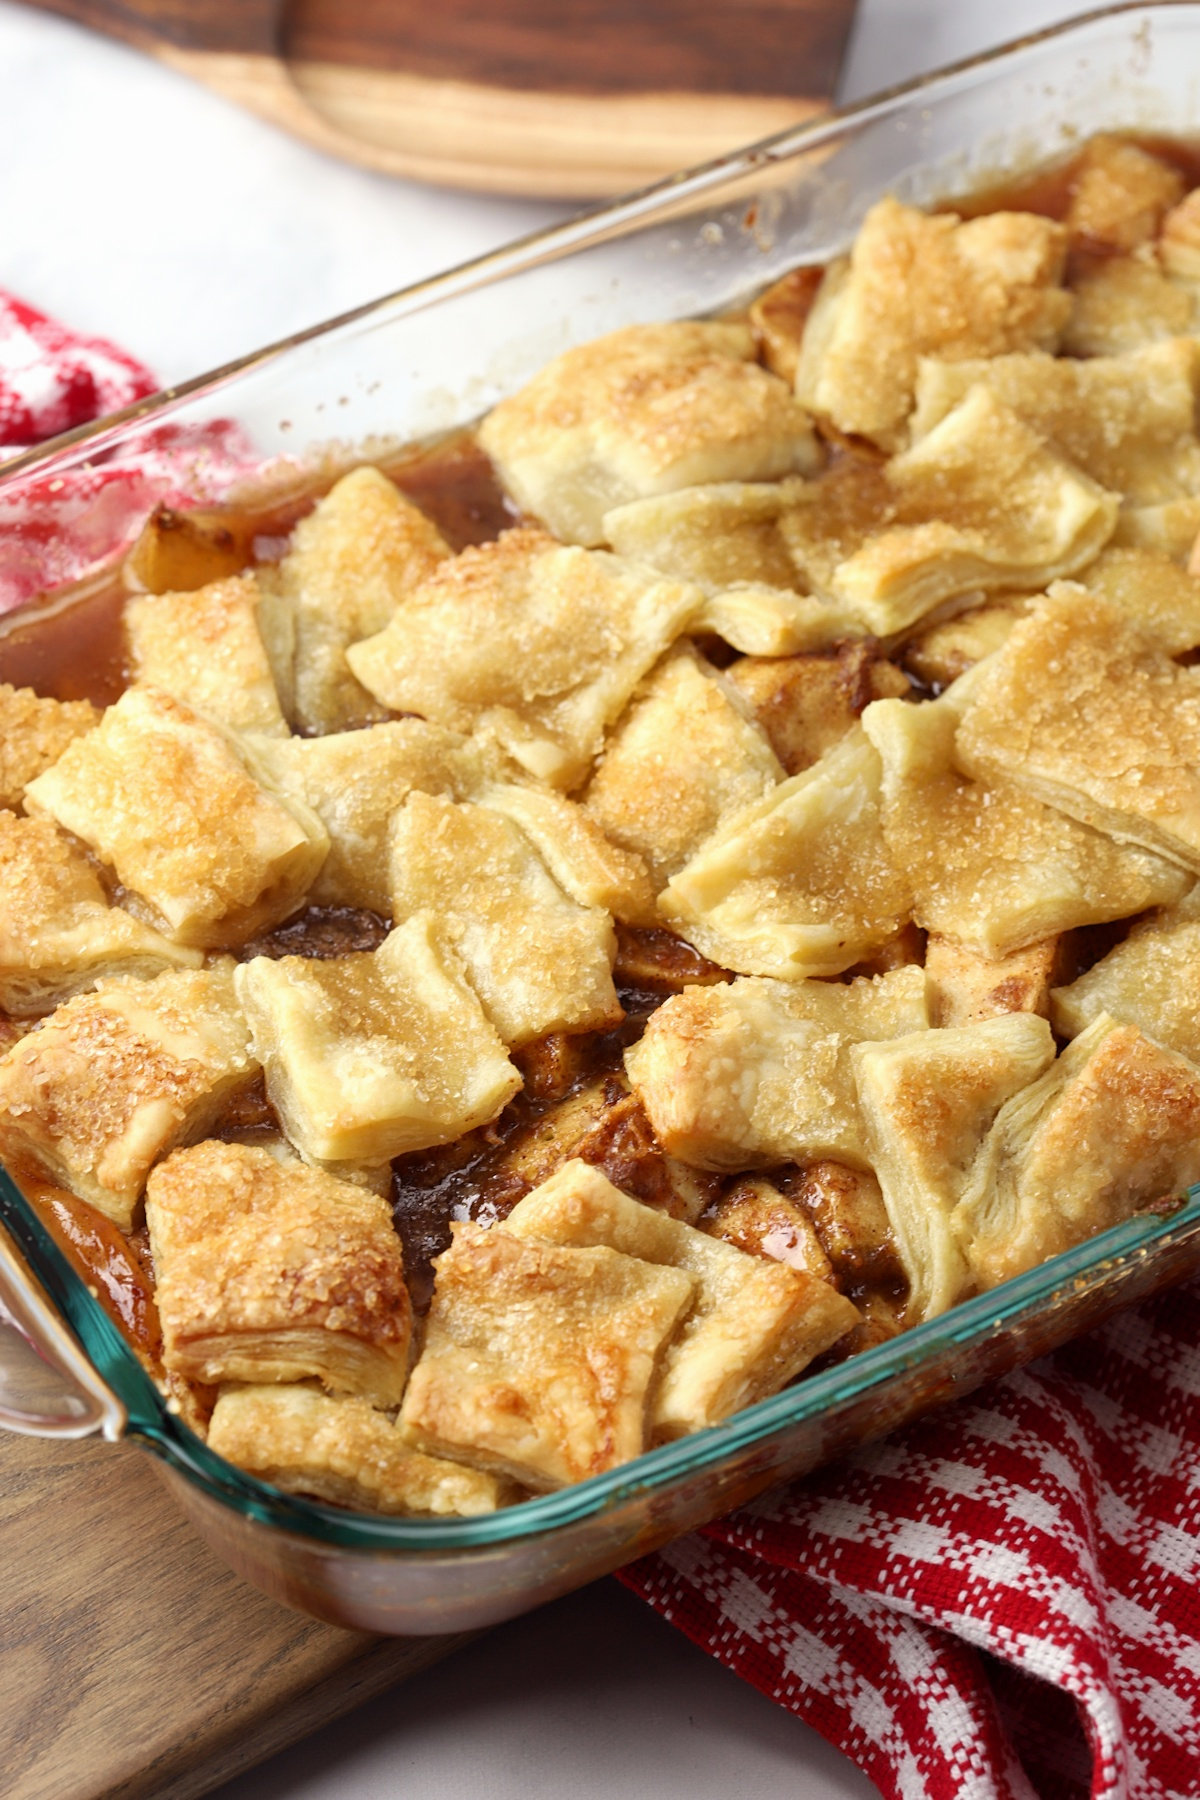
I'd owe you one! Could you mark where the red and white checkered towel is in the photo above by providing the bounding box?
[6,292,1200,1800]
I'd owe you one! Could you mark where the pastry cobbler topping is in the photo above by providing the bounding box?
[8,132,1200,1514]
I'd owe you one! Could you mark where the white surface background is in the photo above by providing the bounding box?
[0,2,1097,1795]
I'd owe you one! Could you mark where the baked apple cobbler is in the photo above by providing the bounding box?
[7,132,1200,1514]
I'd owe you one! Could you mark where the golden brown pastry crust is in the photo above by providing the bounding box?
[794,197,1070,449]
[658,727,911,979]
[147,1141,413,1405]
[954,1013,1200,1289]
[853,1015,1056,1319]
[478,783,658,928]
[955,586,1200,873]
[1065,136,1185,256]
[0,682,99,811]
[347,527,704,789]
[0,966,256,1227]
[125,574,290,738]
[388,793,621,1047]
[583,646,783,891]
[208,1384,511,1515]
[23,685,330,949]
[624,965,928,1171]
[236,914,522,1164]
[864,687,1187,956]
[1050,886,1200,1062]
[271,465,451,734]
[502,1160,859,1437]
[0,812,201,1015]
[478,321,819,547]
[400,1219,695,1489]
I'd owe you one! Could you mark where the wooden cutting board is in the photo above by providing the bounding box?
[1,1428,472,1800]
[21,0,860,196]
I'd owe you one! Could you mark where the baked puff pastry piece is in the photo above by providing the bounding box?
[1063,256,1199,359]
[862,688,1188,958]
[909,338,1200,509]
[23,686,329,949]
[1065,135,1185,256]
[0,965,257,1228]
[657,726,911,980]
[793,196,1070,450]
[474,783,657,927]
[602,484,863,655]
[624,965,928,1172]
[267,464,451,734]
[400,1219,695,1489]
[0,812,201,1016]
[1051,885,1200,1064]
[346,526,704,789]
[207,1385,511,1516]
[125,573,292,738]
[0,683,99,811]
[244,719,488,916]
[781,387,1118,635]
[477,321,820,547]
[852,1015,1056,1321]
[582,645,784,892]
[388,793,621,1047]
[502,1161,859,1438]
[953,1013,1200,1291]
[236,913,521,1165]
[146,1141,413,1406]
[955,586,1200,874]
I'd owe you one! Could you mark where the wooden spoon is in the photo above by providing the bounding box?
[22,0,859,197]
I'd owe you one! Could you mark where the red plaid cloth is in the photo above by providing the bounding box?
[0,292,254,612]
[7,291,1200,1800]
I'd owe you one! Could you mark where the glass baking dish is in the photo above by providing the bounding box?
[3,0,1200,1637]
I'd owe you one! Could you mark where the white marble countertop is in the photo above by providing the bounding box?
[0,2,1096,1795]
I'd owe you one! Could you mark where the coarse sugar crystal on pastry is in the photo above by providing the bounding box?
[909,338,1200,507]
[399,1219,695,1490]
[235,912,522,1165]
[851,1014,1056,1321]
[0,682,99,812]
[862,686,1188,958]
[125,573,292,738]
[475,782,658,927]
[624,964,928,1172]
[0,811,202,1016]
[780,388,1118,635]
[243,718,488,917]
[501,1160,860,1438]
[793,196,1071,450]
[953,1013,1200,1291]
[601,483,862,655]
[1064,134,1186,256]
[723,639,911,777]
[22,685,330,949]
[657,726,911,980]
[1062,255,1199,359]
[582,645,783,892]
[1050,884,1200,1063]
[268,464,451,735]
[954,584,1200,874]
[146,1140,413,1406]
[207,1385,512,1516]
[346,526,705,789]
[388,793,621,1047]
[1073,546,1200,656]
[0,964,257,1229]
[477,320,820,547]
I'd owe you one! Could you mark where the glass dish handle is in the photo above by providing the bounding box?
[0,1228,126,1440]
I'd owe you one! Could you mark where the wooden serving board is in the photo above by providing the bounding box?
[1,1429,471,1800]
[21,0,859,196]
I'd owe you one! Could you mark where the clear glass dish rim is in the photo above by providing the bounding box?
[1,0,1195,1555]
